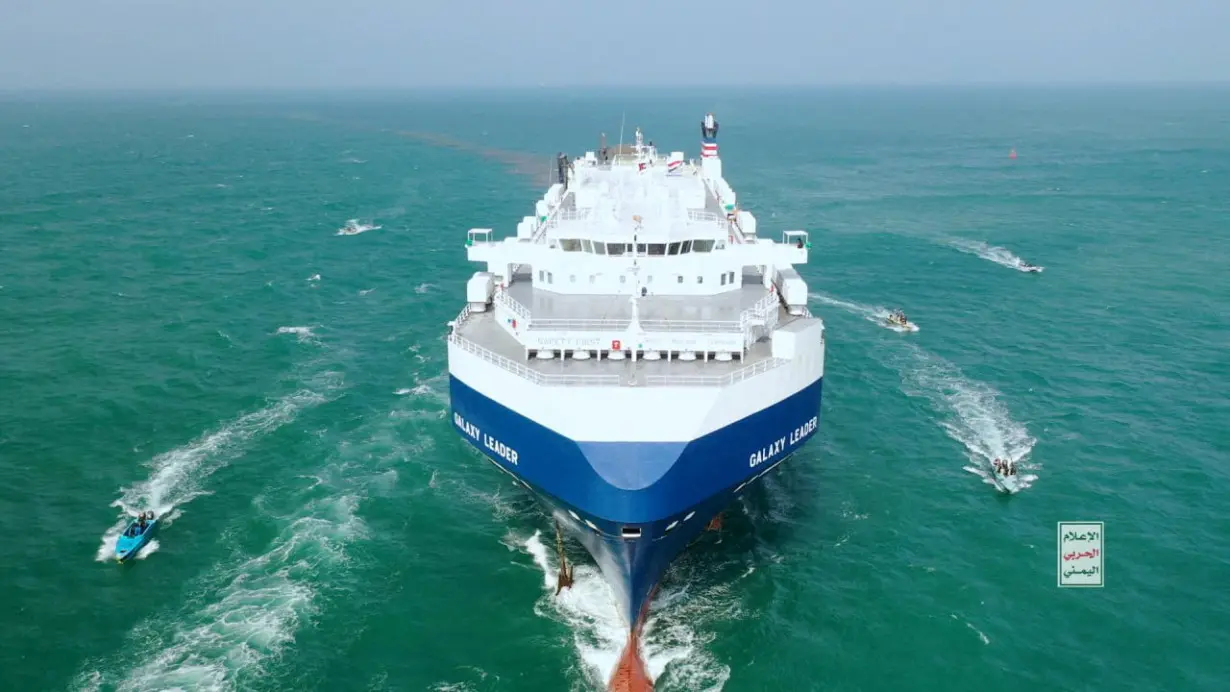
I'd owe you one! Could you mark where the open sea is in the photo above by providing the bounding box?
[1,87,1228,692]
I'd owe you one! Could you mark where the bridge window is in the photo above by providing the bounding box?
[580,239,593,253]
[681,240,692,253]
[667,242,681,256]
[560,239,582,252]
[648,244,666,256]
[692,239,715,253]
[539,270,545,282]
[636,243,647,256]
[720,273,727,286]
[593,241,607,255]
[621,526,642,539]
[607,243,625,256]
[547,272,554,284]
[727,271,736,284]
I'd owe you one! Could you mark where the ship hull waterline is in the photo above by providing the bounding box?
[449,374,824,633]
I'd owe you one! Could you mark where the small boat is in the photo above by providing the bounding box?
[116,512,158,562]
[885,311,919,332]
[988,459,1020,494]
[1019,263,1044,273]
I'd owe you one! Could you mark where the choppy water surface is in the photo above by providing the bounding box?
[1,88,1227,691]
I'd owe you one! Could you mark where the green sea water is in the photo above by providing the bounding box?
[1,88,1227,692]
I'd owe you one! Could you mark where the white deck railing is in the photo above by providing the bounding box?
[525,317,745,333]
[643,357,788,386]
[448,332,623,386]
[543,208,592,229]
[450,328,789,388]
[494,290,531,321]
[450,306,789,387]
[504,290,780,345]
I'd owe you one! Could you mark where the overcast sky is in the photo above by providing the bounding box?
[1,0,1227,89]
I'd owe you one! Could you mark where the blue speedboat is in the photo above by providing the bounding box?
[115,512,157,562]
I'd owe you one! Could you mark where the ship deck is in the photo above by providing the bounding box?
[453,309,798,387]
[503,268,770,327]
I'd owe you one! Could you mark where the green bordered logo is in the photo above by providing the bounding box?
[1058,522,1104,587]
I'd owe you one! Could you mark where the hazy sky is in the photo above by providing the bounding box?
[1,0,1227,89]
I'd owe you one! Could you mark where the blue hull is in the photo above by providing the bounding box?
[116,521,157,562]
[450,375,823,628]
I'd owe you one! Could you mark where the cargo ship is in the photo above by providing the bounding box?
[447,114,825,689]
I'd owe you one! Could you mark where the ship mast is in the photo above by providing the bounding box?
[628,214,644,365]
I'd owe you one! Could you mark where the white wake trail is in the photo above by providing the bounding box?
[945,238,1040,273]
[893,345,1039,492]
[80,380,444,692]
[95,385,336,562]
[809,292,919,332]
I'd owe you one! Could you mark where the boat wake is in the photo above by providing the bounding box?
[809,292,919,333]
[84,492,367,692]
[891,344,1038,493]
[134,539,160,560]
[335,219,381,236]
[275,326,320,344]
[944,238,1041,273]
[94,383,337,562]
[77,382,442,692]
[520,531,732,692]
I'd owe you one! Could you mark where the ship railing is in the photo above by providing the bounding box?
[525,317,745,333]
[737,293,781,345]
[643,357,788,386]
[450,304,473,334]
[498,291,776,338]
[449,333,623,386]
[451,328,790,387]
[686,209,724,224]
[494,290,531,321]
[697,177,748,244]
[505,201,579,280]
[526,317,628,331]
[591,157,701,174]
[643,318,745,333]
[543,209,591,229]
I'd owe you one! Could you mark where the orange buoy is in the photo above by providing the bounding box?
[1009,148,1017,160]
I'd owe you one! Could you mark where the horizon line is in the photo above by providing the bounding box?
[2,80,1229,94]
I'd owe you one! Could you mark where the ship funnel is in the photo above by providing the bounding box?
[700,112,719,159]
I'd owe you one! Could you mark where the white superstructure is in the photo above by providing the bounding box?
[451,126,821,393]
